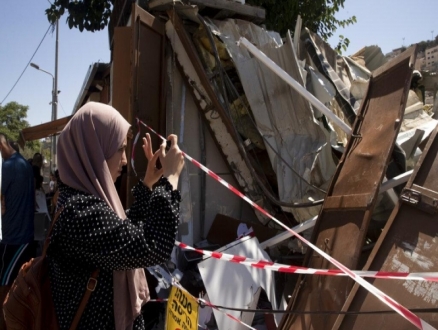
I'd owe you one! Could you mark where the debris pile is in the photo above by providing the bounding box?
[19,1,438,328]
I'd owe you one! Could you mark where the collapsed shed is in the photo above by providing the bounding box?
[19,1,438,328]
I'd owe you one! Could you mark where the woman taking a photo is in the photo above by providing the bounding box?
[47,102,184,329]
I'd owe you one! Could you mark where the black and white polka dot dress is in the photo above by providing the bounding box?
[47,177,180,329]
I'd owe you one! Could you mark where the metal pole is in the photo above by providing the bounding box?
[379,169,412,193]
[30,62,55,172]
[50,76,55,172]
[52,19,59,172]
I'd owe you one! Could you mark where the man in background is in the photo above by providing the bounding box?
[0,133,35,330]
[410,70,426,105]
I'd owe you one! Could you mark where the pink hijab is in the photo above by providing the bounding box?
[57,102,149,330]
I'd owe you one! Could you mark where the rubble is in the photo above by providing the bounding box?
[18,1,438,329]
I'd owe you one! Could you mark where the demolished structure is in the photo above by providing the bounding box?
[20,1,438,329]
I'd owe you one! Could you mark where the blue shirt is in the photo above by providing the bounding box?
[1,152,35,244]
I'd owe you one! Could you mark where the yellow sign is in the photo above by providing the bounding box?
[166,286,198,330]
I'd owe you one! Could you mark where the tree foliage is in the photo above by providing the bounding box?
[246,0,356,53]
[415,35,438,54]
[45,0,355,51]
[46,0,113,32]
[0,102,40,154]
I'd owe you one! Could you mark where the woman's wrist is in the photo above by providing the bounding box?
[142,178,154,190]
[165,174,179,190]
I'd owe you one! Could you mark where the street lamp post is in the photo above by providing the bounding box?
[30,62,56,172]
[53,19,59,171]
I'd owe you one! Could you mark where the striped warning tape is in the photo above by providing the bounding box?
[149,298,168,302]
[175,241,438,282]
[136,118,436,330]
[131,120,141,176]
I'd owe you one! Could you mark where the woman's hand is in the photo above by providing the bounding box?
[160,134,185,190]
[142,133,163,189]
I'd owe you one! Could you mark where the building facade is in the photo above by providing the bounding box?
[425,45,438,71]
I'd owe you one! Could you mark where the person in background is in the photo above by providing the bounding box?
[9,141,19,154]
[32,152,43,171]
[47,102,184,329]
[34,168,48,214]
[30,152,44,188]
[410,70,426,105]
[50,170,60,219]
[0,133,36,330]
[49,172,57,194]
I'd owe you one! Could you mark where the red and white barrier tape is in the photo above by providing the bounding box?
[175,241,438,282]
[131,120,142,176]
[149,298,168,302]
[135,118,435,330]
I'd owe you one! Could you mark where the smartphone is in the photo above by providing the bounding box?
[156,140,171,169]
[165,139,171,152]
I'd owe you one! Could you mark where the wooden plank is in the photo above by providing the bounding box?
[18,116,73,148]
[167,9,271,224]
[149,0,265,22]
[189,0,264,19]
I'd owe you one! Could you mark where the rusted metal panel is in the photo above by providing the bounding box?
[112,27,132,121]
[112,26,134,209]
[333,124,438,330]
[279,47,417,330]
[116,4,167,208]
[167,10,272,224]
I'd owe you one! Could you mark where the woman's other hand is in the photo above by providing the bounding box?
[143,133,163,189]
[160,134,185,190]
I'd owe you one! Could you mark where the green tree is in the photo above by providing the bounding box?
[247,0,356,52]
[0,101,40,156]
[46,0,113,32]
[416,36,438,54]
[45,0,355,51]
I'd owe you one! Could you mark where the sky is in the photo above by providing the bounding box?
[327,0,437,55]
[0,1,110,127]
[0,0,437,128]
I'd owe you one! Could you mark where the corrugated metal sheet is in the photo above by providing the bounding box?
[210,19,336,222]
[166,10,271,227]
[163,52,257,243]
